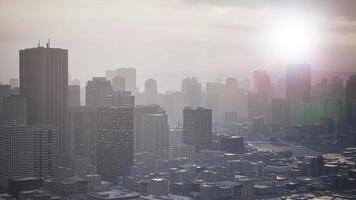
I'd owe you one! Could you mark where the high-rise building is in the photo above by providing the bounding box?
[206,82,224,114]
[253,70,272,105]
[96,107,134,183]
[68,85,81,106]
[144,78,158,104]
[286,64,311,103]
[32,125,59,179]
[19,44,68,165]
[3,95,27,126]
[141,114,169,156]
[183,107,212,151]
[85,77,112,107]
[108,91,135,108]
[67,106,97,165]
[112,76,126,92]
[134,105,165,153]
[0,126,34,191]
[182,78,202,107]
[115,68,136,94]
[345,75,356,131]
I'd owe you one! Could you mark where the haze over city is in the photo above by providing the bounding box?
[1,0,356,91]
[1,1,356,200]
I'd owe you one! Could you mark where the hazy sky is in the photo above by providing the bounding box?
[1,0,356,91]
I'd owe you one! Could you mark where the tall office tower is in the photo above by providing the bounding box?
[112,76,126,92]
[161,91,183,126]
[86,77,112,107]
[182,78,202,107]
[206,82,224,114]
[0,126,34,191]
[169,127,183,148]
[286,64,311,103]
[19,43,68,165]
[134,105,165,153]
[108,91,135,108]
[247,93,264,120]
[223,79,239,118]
[144,78,158,104]
[96,107,134,183]
[3,95,27,126]
[253,70,272,103]
[115,68,136,94]
[9,78,19,88]
[141,114,169,156]
[68,85,81,106]
[183,107,212,151]
[345,75,356,131]
[32,125,59,179]
[67,106,97,166]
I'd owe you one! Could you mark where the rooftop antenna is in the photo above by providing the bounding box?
[47,38,50,48]
[37,40,40,47]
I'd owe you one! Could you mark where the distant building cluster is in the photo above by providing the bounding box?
[0,43,356,199]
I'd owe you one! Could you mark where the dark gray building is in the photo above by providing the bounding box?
[183,107,212,151]
[96,107,134,183]
[3,95,27,126]
[19,43,68,165]
[86,77,112,107]
[134,105,165,153]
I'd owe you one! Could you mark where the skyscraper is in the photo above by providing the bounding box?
[182,78,202,107]
[3,95,27,126]
[144,78,158,104]
[183,107,212,151]
[115,68,136,94]
[85,77,112,107]
[286,64,311,103]
[112,76,126,92]
[345,75,356,131]
[19,43,68,165]
[108,91,135,108]
[32,125,59,179]
[0,126,34,191]
[141,114,169,156]
[67,106,97,166]
[68,85,81,106]
[134,105,165,153]
[253,70,272,104]
[96,107,134,183]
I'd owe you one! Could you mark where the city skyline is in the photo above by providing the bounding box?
[1,1,356,199]
[2,0,356,91]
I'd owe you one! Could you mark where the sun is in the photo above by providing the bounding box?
[267,17,317,62]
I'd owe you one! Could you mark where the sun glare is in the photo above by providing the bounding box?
[267,17,317,62]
